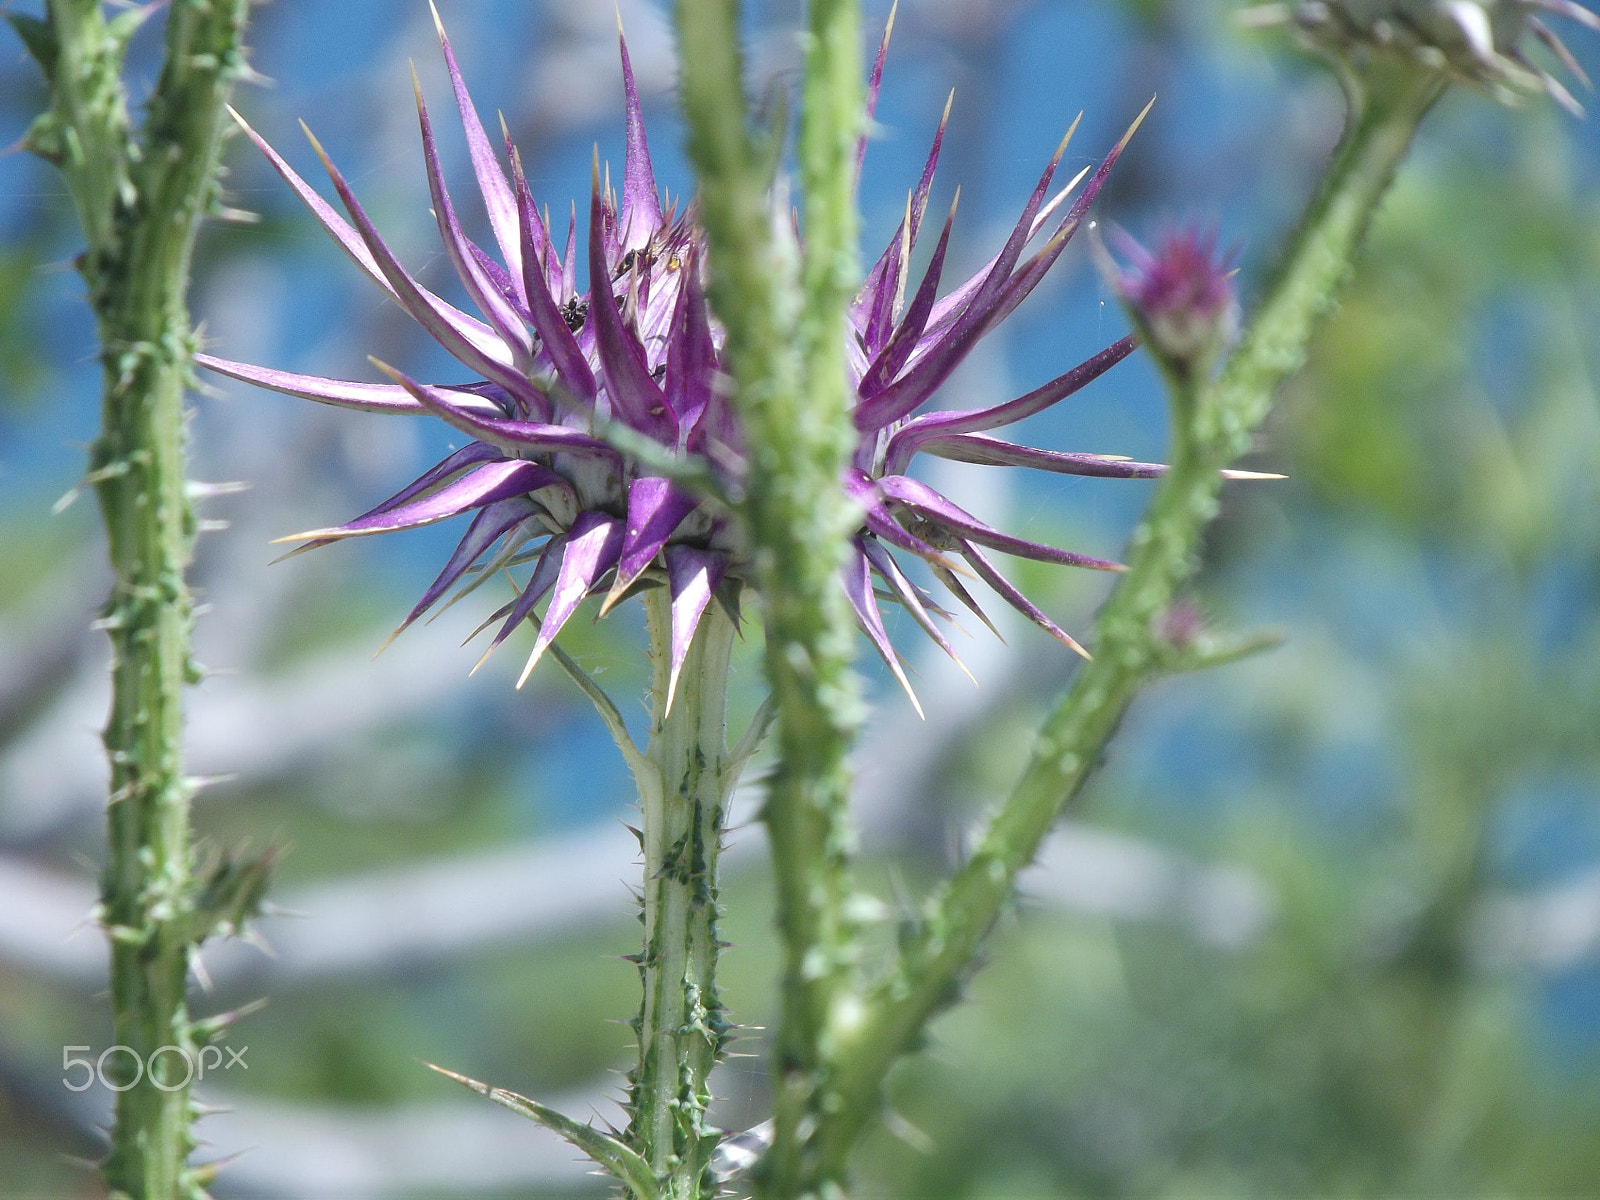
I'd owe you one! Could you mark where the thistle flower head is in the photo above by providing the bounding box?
[1241,0,1600,112]
[199,12,1163,712]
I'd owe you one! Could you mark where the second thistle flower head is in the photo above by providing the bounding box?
[1241,0,1600,112]
[199,10,1165,713]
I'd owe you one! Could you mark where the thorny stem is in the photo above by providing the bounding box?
[806,62,1447,1187]
[757,1,870,1196]
[16,2,252,1197]
[628,588,739,1198]
[671,1,870,1195]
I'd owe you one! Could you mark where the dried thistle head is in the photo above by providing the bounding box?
[1241,0,1599,112]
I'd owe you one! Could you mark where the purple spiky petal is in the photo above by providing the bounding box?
[281,458,561,542]
[194,355,497,417]
[478,534,567,669]
[960,540,1089,660]
[663,545,728,713]
[853,125,1075,430]
[854,0,897,182]
[876,474,1125,571]
[302,122,543,409]
[617,32,664,249]
[587,184,675,439]
[229,110,501,362]
[859,194,957,397]
[374,361,611,459]
[611,478,701,604]
[429,2,525,289]
[517,511,626,687]
[510,150,598,404]
[391,496,543,641]
[915,434,1169,479]
[412,73,534,363]
[860,537,970,681]
[842,540,922,717]
[664,247,717,446]
[883,334,1139,473]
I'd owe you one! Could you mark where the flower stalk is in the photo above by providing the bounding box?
[805,55,1448,1188]
[9,2,253,1197]
[673,0,871,1193]
[628,585,740,1197]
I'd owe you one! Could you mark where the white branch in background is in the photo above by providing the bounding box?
[0,614,520,842]
[11,824,1600,996]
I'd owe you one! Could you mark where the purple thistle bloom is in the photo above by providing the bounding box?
[198,11,1172,710]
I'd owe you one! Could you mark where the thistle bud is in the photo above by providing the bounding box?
[1101,226,1238,381]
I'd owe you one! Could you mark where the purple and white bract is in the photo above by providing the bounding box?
[197,10,1163,712]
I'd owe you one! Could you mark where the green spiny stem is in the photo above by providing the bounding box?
[807,63,1446,1187]
[670,4,870,1195]
[628,588,739,1198]
[755,2,870,1196]
[23,3,251,1197]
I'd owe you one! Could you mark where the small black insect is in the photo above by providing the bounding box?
[560,296,588,332]
[612,246,654,281]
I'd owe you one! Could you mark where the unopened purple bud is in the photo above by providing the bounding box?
[1106,226,1238,375]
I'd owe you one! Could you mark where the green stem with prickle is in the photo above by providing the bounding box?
[628,588,739,1198]
[673,2,869,1195]
[16,3,250,1197]
[757,1,870,1195]
[807,63,1446,1188]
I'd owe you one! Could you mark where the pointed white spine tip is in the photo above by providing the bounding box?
[367,355,408,388]
[517,644,547,689]
[597,574,633,618]
[298,120,337,174]
[1060,164,1094,202]
[373,625,408,659]
[1122,96,1158,149]
[886,661,926,719]
[428,0,447,40]
[1059,111,1084,156]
